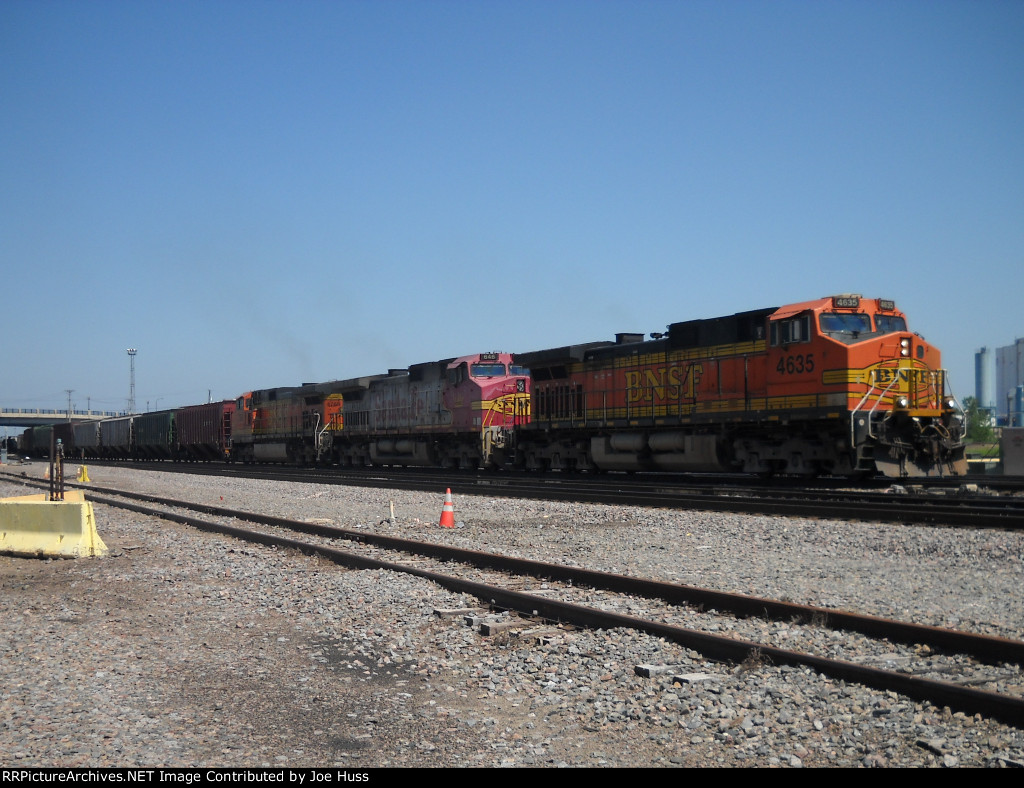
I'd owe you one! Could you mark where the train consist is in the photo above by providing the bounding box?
[22,352,531,470]
[18,401,237,463]
[18,295,966,478]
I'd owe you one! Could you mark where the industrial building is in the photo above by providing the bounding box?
[978,339,1024,427]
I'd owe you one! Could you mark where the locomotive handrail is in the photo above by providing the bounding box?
[849,379,875,443]
[850,365,967,471]
[867,369,902,439]
[312,413,326,460]
[850,365,901,444]
[941,370,969,441]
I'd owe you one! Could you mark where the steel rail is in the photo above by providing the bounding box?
[77,491,1024,729]
[36,462,1024,529]
[4,471,1023,654]
[79,484,1024,663]
[3,468,1016,665]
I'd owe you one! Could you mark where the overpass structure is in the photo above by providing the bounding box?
[1,408,122,429]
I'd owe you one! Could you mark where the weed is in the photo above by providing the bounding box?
[737,647,766,672]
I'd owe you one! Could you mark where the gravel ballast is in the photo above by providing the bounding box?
[2,465,1023,768]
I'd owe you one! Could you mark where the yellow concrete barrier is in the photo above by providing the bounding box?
[0,491,108,558]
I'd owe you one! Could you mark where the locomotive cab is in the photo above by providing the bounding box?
[441,352,531,468]
[764,295,965,477]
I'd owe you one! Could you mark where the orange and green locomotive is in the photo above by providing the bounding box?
[514,295,965,478]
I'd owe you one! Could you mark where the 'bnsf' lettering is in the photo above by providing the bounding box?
[625,363,703,403]
[873,368,910,385]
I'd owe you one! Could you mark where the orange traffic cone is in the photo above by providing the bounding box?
[439,488,455,528]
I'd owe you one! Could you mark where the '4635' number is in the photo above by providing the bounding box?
[777,354,815,375]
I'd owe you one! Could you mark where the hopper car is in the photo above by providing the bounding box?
[23,401,236,462]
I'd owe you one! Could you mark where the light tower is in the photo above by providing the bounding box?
[127,348,137,414]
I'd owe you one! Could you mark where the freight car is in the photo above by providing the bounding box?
[74,402,235,461]
[16,427,32,456]
[176,400,235,460]
[99,415,134,459]
[73,421,100,458]
[513,295,965,478]
[229,352,531,469]
[134,410,176,460]
[18,423,76,459]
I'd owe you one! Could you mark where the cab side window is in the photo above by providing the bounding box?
[447,363,468,386]
[770,315,810,346]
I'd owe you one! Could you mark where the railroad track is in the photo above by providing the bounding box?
[39,478,1024,728]
[49,461,1024,530]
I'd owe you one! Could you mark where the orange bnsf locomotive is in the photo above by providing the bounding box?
[514,295,965,478]
[229,352,530,468]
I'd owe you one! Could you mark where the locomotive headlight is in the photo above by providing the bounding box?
[895,396,909,408]
[945,398,956,409]
[900,338,910,357]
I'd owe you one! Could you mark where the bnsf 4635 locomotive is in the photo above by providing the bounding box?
[229,352,531,469]
[513,295,965,478]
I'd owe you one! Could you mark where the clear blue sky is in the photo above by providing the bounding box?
[2,0,1021,414]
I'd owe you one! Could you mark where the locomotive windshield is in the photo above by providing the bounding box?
[874,314,907,334]
[509,364,529,376]
[819,313,872,335]
[471,363,506,377]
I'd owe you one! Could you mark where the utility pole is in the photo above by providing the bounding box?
[127,348,137,414]
[65,389,74,421]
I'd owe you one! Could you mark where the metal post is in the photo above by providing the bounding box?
[49,437,64,501]
[127,348,137,414]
